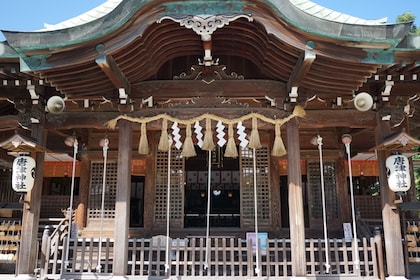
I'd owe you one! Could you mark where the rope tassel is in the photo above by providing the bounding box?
[292,104,306,118]
[224,123,238,158]
[248,117,262,149]
[271,123,287,157]
[181,123,197,158]
[202,118,215,151]
[138,122,149,154]
[158,119,169,152]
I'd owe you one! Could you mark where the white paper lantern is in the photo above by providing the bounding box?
[12,155,36,193]
[386,155,411,193]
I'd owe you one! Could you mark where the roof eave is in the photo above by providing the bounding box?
[1,0,414,55]
[0,41,20,59]
[262,0,412,47]
[1,0,154,54]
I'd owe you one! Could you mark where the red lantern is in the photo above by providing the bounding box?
[386,155,411,193]
[12,155,36,193]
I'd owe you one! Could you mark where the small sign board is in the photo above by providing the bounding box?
[343,223,352,242]
[246,232,268,256]
[71,222,78,239]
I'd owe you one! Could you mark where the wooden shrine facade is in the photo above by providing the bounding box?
[0,0,419,278]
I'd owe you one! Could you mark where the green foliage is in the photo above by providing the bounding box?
[397,12,420,34]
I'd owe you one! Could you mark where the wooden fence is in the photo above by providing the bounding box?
[40,232,384,279]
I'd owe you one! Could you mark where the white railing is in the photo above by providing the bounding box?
[40,233,384,279]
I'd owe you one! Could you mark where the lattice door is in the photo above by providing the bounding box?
[307,161,339,228]
[240,146,271,227]
[88,161,118,221]
[154,148,184,227]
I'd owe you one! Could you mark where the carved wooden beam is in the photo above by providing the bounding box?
[43,108,377,130]
[134,79,287,98]
[287,50,316,92]
[96,54,131,94]
[300,110,376,128]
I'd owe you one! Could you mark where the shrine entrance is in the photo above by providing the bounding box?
[184,146,240,227]
[130,176,145,228]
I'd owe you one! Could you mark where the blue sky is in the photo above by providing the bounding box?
[0,0,419,41]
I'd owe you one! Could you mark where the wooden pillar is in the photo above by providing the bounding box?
[113,120,132,276]
[375,112,405,277]
[16,124,47,277]
[75,156,90,229]
[336,157,351,223]
[286,118,306,277]
[143,132,157,235]
[269,131,281,232]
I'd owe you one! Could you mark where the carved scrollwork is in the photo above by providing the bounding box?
[168,96,248,108]
[158,14,253,40]
[174,64,244,84]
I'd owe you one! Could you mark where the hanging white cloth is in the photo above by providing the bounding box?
[165,137,173,274]
[64,138,78,269]
[97,137,109,272]
[204,150,212,270]
[344,140,360,269]
[252,148,260,276]
[315,135,331,273]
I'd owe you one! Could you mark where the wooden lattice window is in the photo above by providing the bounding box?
[308,161,339,219]
[155,148,184,224]
[88,161,118,220]
[240,146,270,225]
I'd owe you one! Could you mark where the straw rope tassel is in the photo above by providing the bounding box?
[271,123,287,157]
[138,122,149,154]
[224,123,238,158]
[248,117,262,149]
[292,104,306,118]
[106,106,306,131]
[202,118,215,151]
[181,123,197,158]
[158,119,169,152]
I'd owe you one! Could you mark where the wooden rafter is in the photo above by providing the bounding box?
[95,54,131,94]
[287,50,316,92]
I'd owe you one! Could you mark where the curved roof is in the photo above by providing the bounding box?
[41,0,124,31]
[0,0,415,100]
[41,0,387,32]
[1,0,410,57]
[289,0,387,25]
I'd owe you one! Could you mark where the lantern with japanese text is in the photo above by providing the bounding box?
[12,154,36,193]
[386,154,411,193]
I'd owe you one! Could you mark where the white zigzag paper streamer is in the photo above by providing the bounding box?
[237,121,249,148]
[216,121,226,147]
[172,122,182,149]
[194,121,204,148]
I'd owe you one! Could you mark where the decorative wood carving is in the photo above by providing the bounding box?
[158,14,253,40]
[174,64,244,84]
[168,96,248,108]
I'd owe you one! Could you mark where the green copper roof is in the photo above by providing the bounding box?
[0,0,414,56]
[41,0,387,31]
